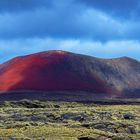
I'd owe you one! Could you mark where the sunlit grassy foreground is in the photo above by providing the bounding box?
[0,100,139,140]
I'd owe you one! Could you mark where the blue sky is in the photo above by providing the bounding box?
[0,0,140,63]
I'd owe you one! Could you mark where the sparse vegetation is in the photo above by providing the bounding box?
[0,100,139,140]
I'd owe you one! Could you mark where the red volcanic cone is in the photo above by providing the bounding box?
[0,50,140,98]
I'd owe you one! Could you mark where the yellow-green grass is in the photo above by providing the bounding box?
[0,100,139,140]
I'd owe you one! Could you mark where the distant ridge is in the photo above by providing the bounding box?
[0,50,140,99]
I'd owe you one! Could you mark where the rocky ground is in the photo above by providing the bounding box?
[0,100,139,140]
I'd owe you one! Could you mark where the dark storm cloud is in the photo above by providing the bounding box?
[78,0,140,19]
[0,0,139,42]
[0,0,52,12]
